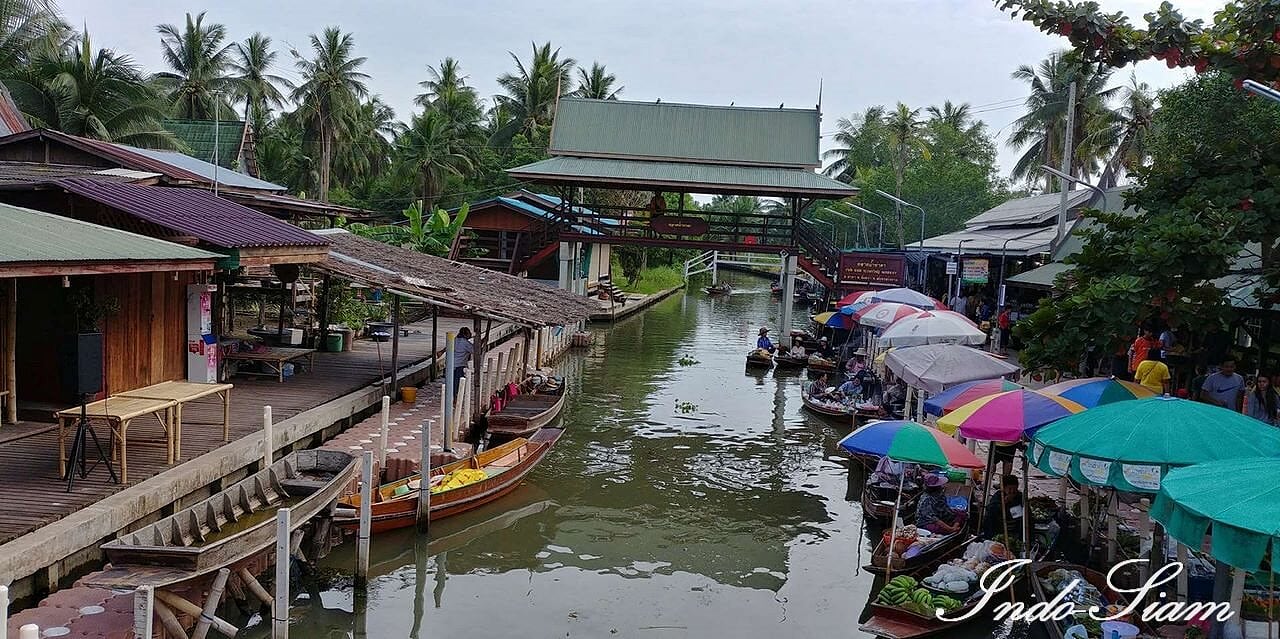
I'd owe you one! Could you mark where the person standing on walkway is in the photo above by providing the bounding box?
[1134,347,1171,395]
[1128,328,1159,375]
[1199,358,1245,412]
[1247,374,1279,426]
[997,305,1012,355]
[452,327,474,397]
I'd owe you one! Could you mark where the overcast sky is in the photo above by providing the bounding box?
[60,0,1220,185]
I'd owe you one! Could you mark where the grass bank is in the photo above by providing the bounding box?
[612,264,687,295]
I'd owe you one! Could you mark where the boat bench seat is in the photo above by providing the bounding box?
[281,478,329,495]
[484,466,512,478]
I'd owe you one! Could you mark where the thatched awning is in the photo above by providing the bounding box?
[312,229,596,327]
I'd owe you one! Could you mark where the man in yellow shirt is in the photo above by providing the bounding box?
[1135,347,1171,395]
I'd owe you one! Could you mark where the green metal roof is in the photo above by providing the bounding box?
[0,201,220,267]
[549,98,821,168]
[508,155,857,198]
[1005,262,1073,289]
[161,119,245,169]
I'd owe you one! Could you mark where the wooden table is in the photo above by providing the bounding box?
[116,381,234,460]
[56,396,176,483]
[223,347,316,382]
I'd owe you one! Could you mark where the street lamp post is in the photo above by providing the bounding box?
[810,216,837,244]
[950,238,970,305]
[1040,165,1108,252]
[827,210,856,250]
[846,203,885,248]
[875,190,926,287]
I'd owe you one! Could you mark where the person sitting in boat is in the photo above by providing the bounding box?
[983,474,1024,539]
[756,327,776,353]
[836,375,863,403]
[846,351,868,376]
[870,456,916,487]
[880,380,907,418]
[916,474,962,535]
[806,373,831,399]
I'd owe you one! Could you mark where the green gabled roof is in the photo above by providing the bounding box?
[0,201,220,267]
[550,98,821,168]
[507,155,857,198]
[161,119,246,169]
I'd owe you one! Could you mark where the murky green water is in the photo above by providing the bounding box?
[281,273,1016,638]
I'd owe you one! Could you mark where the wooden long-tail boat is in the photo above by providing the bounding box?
[1031,562,1159,639]
[86,449,358,588]
[862,477,922,524]
[801,391,855,418]
[774,353,808,369]
[486,380,567,439]
[336,428,563,534]
[705,282,732,295]
[865,484,975,574]
[745,350,773,369]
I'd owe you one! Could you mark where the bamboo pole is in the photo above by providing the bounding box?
[154,600,190,639]
[417,419,432,532]
[377,396,390,476]
[262,406,273,471]
[154,590,238,637]
[190,568,232,639]
[355,452,372,589]
[1080,487,1092,542]
[4,279,15,424]
[273,508,290,639]
[472,316,483,424]
[237,567,273,606]
[1107,491,1119,563]
[1136,498,1152,581]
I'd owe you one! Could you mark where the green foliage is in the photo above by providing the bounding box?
[153,12,237,119]
[612,262,686,295]
[346,201,471,256]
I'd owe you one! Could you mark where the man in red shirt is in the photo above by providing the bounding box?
[997,306,1012,354]
[1129,328,1159,374]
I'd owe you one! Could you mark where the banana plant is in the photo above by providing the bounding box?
[346,201,470,257]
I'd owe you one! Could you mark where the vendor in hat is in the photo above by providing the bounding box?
[756,327,776,353]
[845,348,868,375]
[916,474,962,535]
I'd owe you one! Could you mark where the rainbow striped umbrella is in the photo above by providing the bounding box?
[1039,377,1157,408]
[936,389,1085,442]
[814,310,854,329]
[838,420,985,468]
[923,379,1024,416]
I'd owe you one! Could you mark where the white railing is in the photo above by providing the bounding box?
[682,250,716,278]
[683,251,783,282]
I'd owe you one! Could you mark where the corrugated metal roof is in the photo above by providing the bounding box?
[0,84,28,136]
[508,156,857,198]
[1005,262,1074,289]
[161,119,246,169]
[492,196,603,236]
[55,179,329,249]
[0,161,157,188]
[124,145,283,191]
[0,201,219,265]
[919,226,1058,256]
[550,98,821,168]
[964,189,1094,229]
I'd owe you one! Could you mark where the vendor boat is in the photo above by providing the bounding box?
[806,354,839,373]
[862,476,921,524]
[1031,562,1158,639]
[770,281,783,295]
[486,377,567,439]
[705,282,732,295]
[774,353,809,369]
[801,391,855,418]
[865,484,975,574]
[336,428,562,534]
[86,449,358,588]
[745,350,773,369]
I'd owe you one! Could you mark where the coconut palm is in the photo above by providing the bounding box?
[821,106,887,183]
[1091,73,1158,188]
[925,101,973,131]
[492,42,575,144]
[397,108,473,210]
[884,103,930,247]
[229,33,292,130]
[1009,51,1120,191]
[414,57,482,136]
[0,0,67,78]
[331,96,398,189]
[10,32,176,147]
[573,62,621,100]
[153,12,236,119]
[290,27,369,201]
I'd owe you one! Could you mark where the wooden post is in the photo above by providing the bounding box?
[389,296,401,399]
[1230,568,1248,636]
[1107,490,1119,563]
[523,328,534,379]
[1,584,7,639]
[5,278,16,424]
[355,451,372,589]
[536,328,544,368]
[262,406,273,471]
[317,273,332,352]
[482,357,495,411]
[377,396,390,476]
[1176,543,1190,601]
[273,508,290,639]
[417,419,432,532]
[1080,487,1092,542]
[190,568,230,639]
[1057,477,1068,504]
[440,385,451,452]
[430,305,438,382]
[133,586,154,639]
[443,332,455,447]
[1136,498,1152,581]
[472,316,483,423]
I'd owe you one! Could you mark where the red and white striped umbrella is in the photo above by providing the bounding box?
[853,302,925,329]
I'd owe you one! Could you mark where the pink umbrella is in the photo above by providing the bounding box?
[870,287,947,310]
[838,290,880,307]
[853,302,924,329]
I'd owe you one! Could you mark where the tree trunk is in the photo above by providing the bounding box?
[894,160,906,248]
[319,124,332,202]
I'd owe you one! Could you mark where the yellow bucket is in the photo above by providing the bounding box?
[400,386,417,403]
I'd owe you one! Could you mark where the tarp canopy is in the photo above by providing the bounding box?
[1030,396,1280,493]
[312,229,597,327]
[1151,458,1280,573]
[884,344,1021,394]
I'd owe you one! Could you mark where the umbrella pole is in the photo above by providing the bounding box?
[1021,451,1032,559]
[976,445,995,535]
[1210,560,1231,639]
[885,469,906,581]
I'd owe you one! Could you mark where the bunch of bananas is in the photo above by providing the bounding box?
[874,576,963,616]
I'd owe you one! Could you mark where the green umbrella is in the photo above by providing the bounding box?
[1030,397,1280,492]
[1151,458,1280,573]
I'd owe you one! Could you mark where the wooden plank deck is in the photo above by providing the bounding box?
[0,318,494,545]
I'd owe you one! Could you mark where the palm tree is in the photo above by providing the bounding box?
[11,32,176,147]
[229,33,292,130]
[884,103,930,247]
[397,109,473,210]
[821,106,887,182]
[1091,73,1157,188]
[334,96,399,187]
[492,42,575,144]
[414,57,482,136]
[290,27,369,201]
[0,0,67,78]
[1009,51,1120,191]
[153,12,236,119]
[573,62,621,100]
[925,101,972,130]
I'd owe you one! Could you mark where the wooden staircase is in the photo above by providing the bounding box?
[794,221,840,290]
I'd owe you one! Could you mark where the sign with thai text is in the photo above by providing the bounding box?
[839,252,906,287]
[651,215,709,236]
[961,258,990,284]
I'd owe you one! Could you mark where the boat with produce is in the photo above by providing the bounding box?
[1032,563,1158,639]
[336,428,563,533]
[486,375,567,439]
[865,485,975,574]
[705,282,732,295]
[774,353,808,369]
[86,449,358,588]
[806,354,839,373]
[746,349,773,369]
[801,391,855,418]
[860,539,1018,639]
[862,476,921,524]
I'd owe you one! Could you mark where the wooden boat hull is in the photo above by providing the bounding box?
[801,392,854,418]
[865,486,975,573]
[338,428,563,534]
[705,285,732,295]
[807,360,838,373]
[862,481,920,523]
[88,449,358,588]
[745,354,773,368]
[487,385,567,438]
[1031,562,1157,639]
[860,558,1026,638]
[774,355,808,369]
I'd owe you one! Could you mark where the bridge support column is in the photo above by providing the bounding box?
[558,241,573,292]
[779,253,798,347]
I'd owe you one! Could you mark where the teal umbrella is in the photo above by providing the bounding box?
[1151,458,1280,573]
[1030,397,1280,492]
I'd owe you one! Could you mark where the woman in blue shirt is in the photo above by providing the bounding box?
[756,327,775,353]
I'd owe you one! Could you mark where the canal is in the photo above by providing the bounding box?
[285,272,1017,638]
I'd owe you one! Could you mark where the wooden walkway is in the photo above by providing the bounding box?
[0,318,496,546]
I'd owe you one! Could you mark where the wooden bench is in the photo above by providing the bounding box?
[116,381,233,460]
[223,347,316,382]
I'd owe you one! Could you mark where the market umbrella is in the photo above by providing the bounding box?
[1151,458,1280,573]
[923,378,1024,417]
[1039,377,1157,408]
[853,302,924,329]
[870,287,946,310]
[936,389,1085,442]
[838,291,876,307]
[817,310,854,329]
[877,310,987,348]
[884,344,1021,394]
[838,420,986,468]
[1030,396,1280,492]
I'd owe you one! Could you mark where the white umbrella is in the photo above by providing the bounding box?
[877,310,987,348]
[870,287,945,310]
[855,302,925,329]
[884,344,1021,394]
